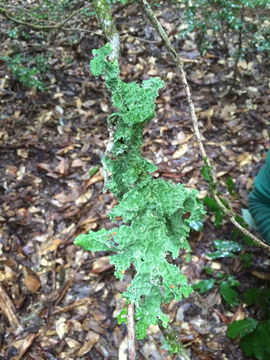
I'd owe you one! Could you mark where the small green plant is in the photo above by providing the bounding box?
[182,0,270,55]
[194,272,241,307]
[193,239,251,306]
[75,44,205,339]
[227,318,270,359]
[227,287,270,359]
[1,53,49,90]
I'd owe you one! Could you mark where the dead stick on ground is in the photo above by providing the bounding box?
[136,0,270,253]
[0,283,21,330]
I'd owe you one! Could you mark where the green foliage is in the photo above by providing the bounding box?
[244,288,270,316]
[75,44,205,339]
[227,320,270,360]
[203,196,224,227]
[161,326,184,355]
[88,166,100,178]
[226,176,236,196]
[206,239,242,259]
[1,53,49,90]
[227,318,259,339]
[21,0,75,22]
[117,306,128,325]
[239,253,253,268]
[193,238,247,306]
[192,278,216,293]
[182,0,270,55]
[193,272,240,306]
[220,275,240,306]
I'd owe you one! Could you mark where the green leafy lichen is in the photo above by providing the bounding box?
[75,44,205,339]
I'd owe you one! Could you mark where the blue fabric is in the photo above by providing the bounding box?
[248,150,270,244]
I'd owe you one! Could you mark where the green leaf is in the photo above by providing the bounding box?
[227,318,259,339]
[203,197,223,227]
[220,280,239,306]
[259,289,270,315]
[239,321,270,360]
[226,176,236,195]
[239,253,253,268]
[226,275,240,287]
[214,209,224,228]
[206,240,242,259]
[213,240,242,252]
[203,266,214,275]
[117,306,128,325]
[201,164,212,182]
[88,166,99,178]
[193,279,216,294]
[244,288,260,306]
[203,196,219,210]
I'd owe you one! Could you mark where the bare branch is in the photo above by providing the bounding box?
[0,5,91,31]
[127,303,136,360]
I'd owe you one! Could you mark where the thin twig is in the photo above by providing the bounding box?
[136,0,270,252]
[0,5,90,31]
[127,303,136,360]
[229,5,244,92]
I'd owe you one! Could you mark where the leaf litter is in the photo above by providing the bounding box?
[0,1,269,359]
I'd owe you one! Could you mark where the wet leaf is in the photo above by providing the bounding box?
[193,279,216,294]
[220,279,240,307]
[227,318,258,339]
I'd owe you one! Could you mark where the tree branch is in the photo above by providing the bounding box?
[127,303,136,360]
[92,1,137,358]
[93,0,120,61]
[0,5,91,31]
[136,0,270,252]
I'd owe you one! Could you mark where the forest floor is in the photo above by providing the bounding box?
[0,1,269,359]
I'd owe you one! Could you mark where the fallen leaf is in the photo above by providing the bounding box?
[77,331,100,356]
[173,143,188,159]
[55,317,68,340]
[22,266,41,293]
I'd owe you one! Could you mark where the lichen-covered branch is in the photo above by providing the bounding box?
[75,44,205,338]
[92,0,121,189]
[136,0,270,252]
[93,0,120,61]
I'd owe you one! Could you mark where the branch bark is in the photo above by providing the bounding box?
[136,0,270,253]
[127,303,136,360]
[93,0,120,61]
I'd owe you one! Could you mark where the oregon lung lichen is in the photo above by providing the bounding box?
[75,44,205,339]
